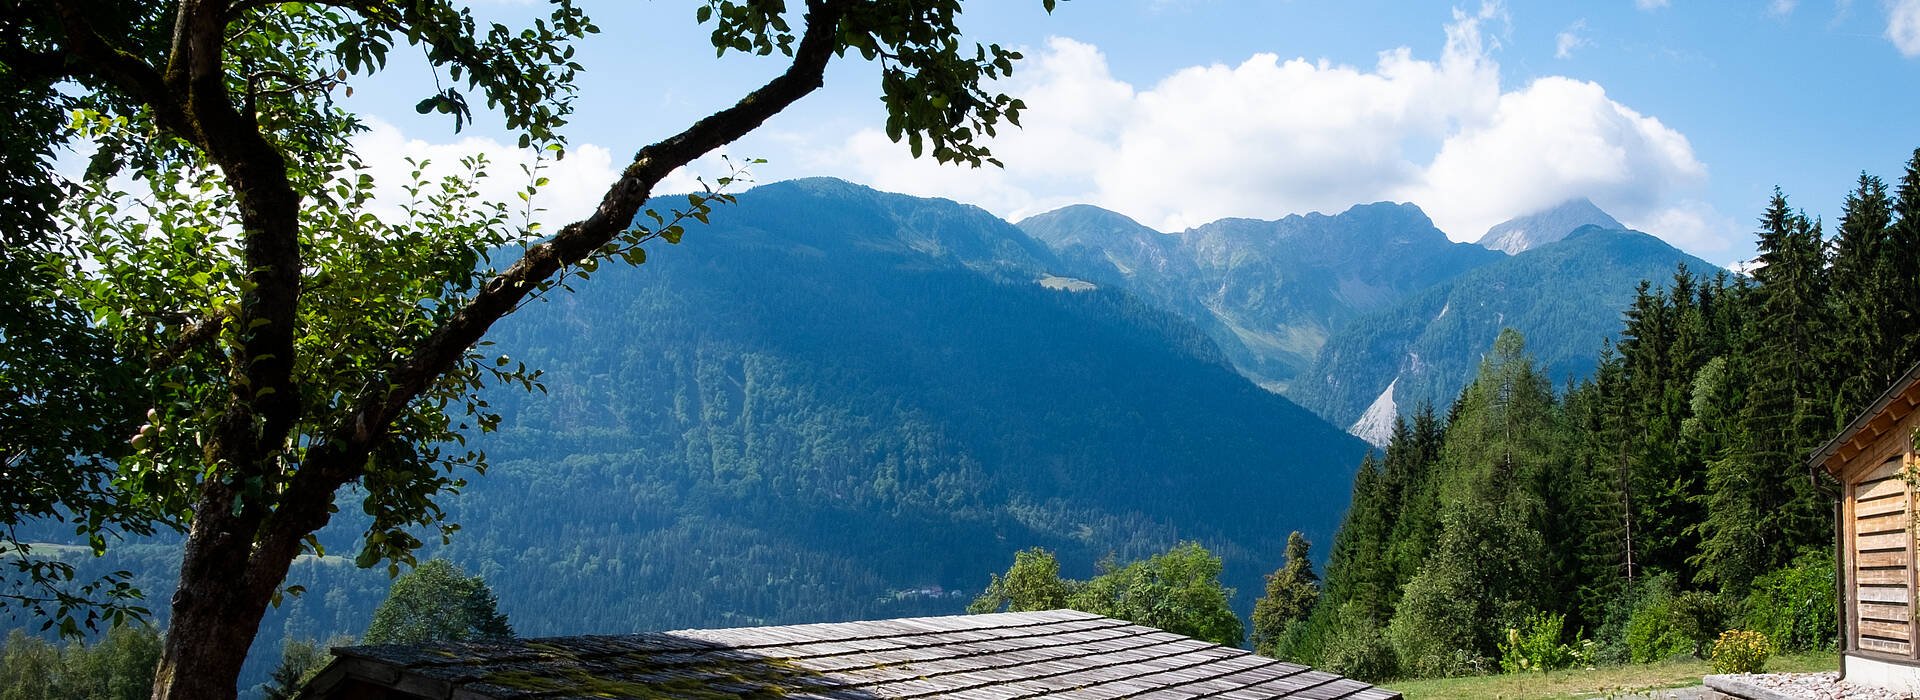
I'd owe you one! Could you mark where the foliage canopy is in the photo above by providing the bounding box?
[0,0,1054,696]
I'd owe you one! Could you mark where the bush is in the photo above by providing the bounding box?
[1320,601,1399,682]
[1594,573,1670,665]
[1624,587,1690,663]
[1497,611,1595,673]
[1389,557,1486,678]
[1668,591,1729,658]
[1710,629,1770,674]
[1271,612,1329,665]
[1745,551,1837,652]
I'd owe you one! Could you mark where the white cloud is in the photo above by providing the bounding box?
[1623,200,1743,261]
[1556,20,1591,59]
[1635,0,1669,10]
[818,3,1504,231]
[812,2,1729,256]
[1397,76,1707,243]
[1769,0,1798,17]
[349,118,741,234]
[1890,0,1920,56]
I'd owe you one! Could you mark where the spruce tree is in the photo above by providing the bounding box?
[1832,172,1897,418]
[1319,454,1387,621]
[1387,404,1446,608]
[1697,190,1833,592]
[1887,149,1920,378]
[1253,532,1323,656]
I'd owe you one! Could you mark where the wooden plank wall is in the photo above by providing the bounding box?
[1854,456,1913,656]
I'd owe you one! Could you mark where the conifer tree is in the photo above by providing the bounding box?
[1697,190,1833,592]
[1832,173,1898,417]
[1386,404,1446,607]
[1560,374,1627,631]
[1387,332,1557,673]
[1253,532,1322,656]
[1886,149,1920,377]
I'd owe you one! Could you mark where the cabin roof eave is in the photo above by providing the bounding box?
[1811,362,1920,475]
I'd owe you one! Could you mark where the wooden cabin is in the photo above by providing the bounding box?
[1811,364,1920,689]
[292,609,1402,699]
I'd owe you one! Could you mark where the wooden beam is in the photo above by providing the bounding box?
[1861,602,1909,622]
[1861,636,1911,655]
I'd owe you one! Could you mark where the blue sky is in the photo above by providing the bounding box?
[345,0,1920,267]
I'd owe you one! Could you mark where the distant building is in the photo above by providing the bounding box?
[1811,364,1920,691]
[293,609,1401,699]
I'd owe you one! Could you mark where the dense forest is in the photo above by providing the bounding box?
[1265,149,1920,681]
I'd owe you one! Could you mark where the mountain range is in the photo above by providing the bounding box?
[1018,202,1499,392]
[57,178,1381,691]
[1019,196,1716,444]
[31,181,1717,694]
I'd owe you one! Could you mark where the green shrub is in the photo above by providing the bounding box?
[1710,629,1770,674]
[1270,602,1334,666]
[1319,601,1399,682]
[1497,611,1595,673]
[1625,593,1689,663]
[1389,558,1486,678]
[1668,590,1729,658]
[1745,551,1837,652]
[1594,573,1671,665]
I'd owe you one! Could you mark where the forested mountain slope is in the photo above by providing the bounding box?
[1294,226,1719,441]
[1018,203,1501,392]
[447,177,1370,628]
[21,178,1374,692]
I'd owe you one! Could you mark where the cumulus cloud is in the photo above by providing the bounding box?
[1555,20,1591,59]
[818,3,1506,231]
[1396,76,1705,240]
[1625,200,1745,267]
[813,2,1731,257]
[1635,0,1669,10]
[1891,0,1920,56]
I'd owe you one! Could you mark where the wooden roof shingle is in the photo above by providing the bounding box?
[294,609,1401,700]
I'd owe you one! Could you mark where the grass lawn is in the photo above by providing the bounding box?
[1383,651,1840,700]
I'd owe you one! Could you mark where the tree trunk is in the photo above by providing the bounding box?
[150,488,274,700]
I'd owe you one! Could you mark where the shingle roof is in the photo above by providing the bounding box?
[296,609,1401,700]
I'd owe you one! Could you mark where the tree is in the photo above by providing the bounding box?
[362,559,512,645]
[967,547,1071,614]
[1831,172,1897,417]
[969,542,1243,647]
[1252,531,1320,656]
[1071,542,1244,647]
[1696,190,1832,592]
[1385,333,1557,676]
[1389,501,1546,677]
[259,636,347,700]
[0,624,162,700]
[0,2,1052,697]
[1888,149,1920,376]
